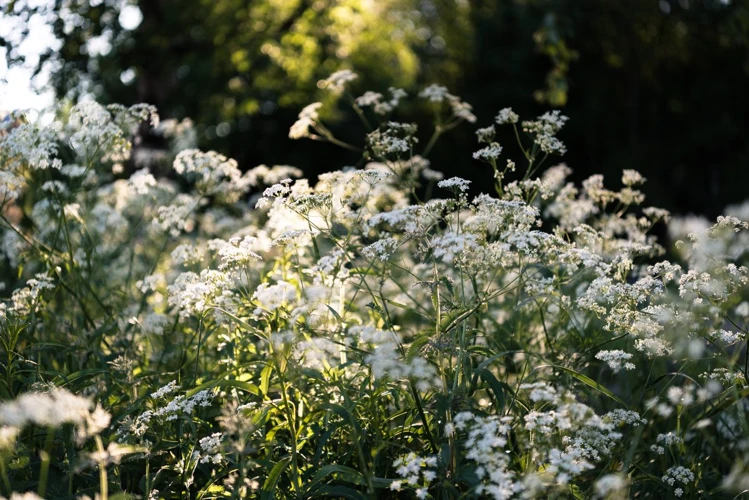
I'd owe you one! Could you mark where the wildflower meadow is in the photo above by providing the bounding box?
[1,71,748,499]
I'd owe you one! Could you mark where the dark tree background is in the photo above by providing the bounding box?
[3,0,748,217]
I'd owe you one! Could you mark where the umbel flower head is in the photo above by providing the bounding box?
[0,388,111,443]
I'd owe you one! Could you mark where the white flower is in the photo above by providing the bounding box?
[0,388,110,441]
[208,236,262,271]
[321,70,358,94]
[622,169,645,186]
[496,107,519,124]
[253,281,296,313]
[473,143,503,162]
[355,91,383,107]
[595,350,635,372]
[422,168,444,181]
[594,474,627,498]
[173,149,249,201]
[419,84,450,102]
[438,177,471,192]
[362,237,399,261]
[289,103,323,139]
[662,466,694,487]
[151,381,178,399]
[475,125,496,143]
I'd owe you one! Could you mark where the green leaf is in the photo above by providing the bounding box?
[407,334,431,361]
[439,276,454,297]
[46,368,109,386]
[695,386,749,421]
[309,464,365,487]
[545,364,627,407]
[440,303,481,334]
[318,403,362,434]
[476,368,508,413]
[260,363,273,396]
[187,378,260,397]
[326,304,343,324]
[311,485,367,499]
[260,456,292,500]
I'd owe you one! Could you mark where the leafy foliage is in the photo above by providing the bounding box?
[1,76,749,499]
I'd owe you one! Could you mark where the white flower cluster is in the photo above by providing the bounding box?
[650,431,684,455]
[473,143,503,162]
[167,269,235,318]
[419,84,476,122]
[476,125,496,143]
[173,149,252,202]
[132,390,214,431]
[362,237,399,262]
[437,176,471,192]
[245,164,303,187]
[351,327,442,392]
[208,236,262,272]
[355,87,407,115]
[252,280,297,314]
[320,69,358,94]
[0,388,110,443]
[519,110,569,155]
[495,107,519,125]
[453,412,521,499]
[367,122,418,157]
[289,102,322,139]
[195,432,224,464]
[662,466,694,497]
[595,349,635,372]
[389,452,438,499]
[154,194,199,237]
[150,381,178,399]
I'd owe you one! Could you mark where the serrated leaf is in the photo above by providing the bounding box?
[407,335,431,361]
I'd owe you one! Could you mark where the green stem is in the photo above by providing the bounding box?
[0,456,11,496]
[274,348,301,494]
[410,382,438,454]
[37,428,55,497]
[194,314,205,384]
[422,128,442,157]
[95,435,109,500]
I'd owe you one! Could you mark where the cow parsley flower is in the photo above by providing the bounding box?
[438,177,471,192]
[419,84,450,103]
[289,102,322,139]
[355,91,382,107]
[476,125,496,143]
[253,281,296,313]
[622,169,645,186]
[391,452,439,495]
[173,149,250,201]
[197,432,224,464]
[356,87,407,115]
[662,466,694,487]
[496,107,519,125]
[151,381,178,399]
[208,236,262,271]
[321,70,358,94]
[362,237,399,261]
[473,143,503,162]
[595,350,635,372]
[0,388,110,442]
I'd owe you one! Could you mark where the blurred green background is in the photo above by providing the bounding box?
[4,0,749,217]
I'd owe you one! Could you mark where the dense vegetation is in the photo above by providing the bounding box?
[1,75,748,498]
[3,0,749,215]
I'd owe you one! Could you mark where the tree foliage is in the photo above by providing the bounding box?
[3,0,749,215]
